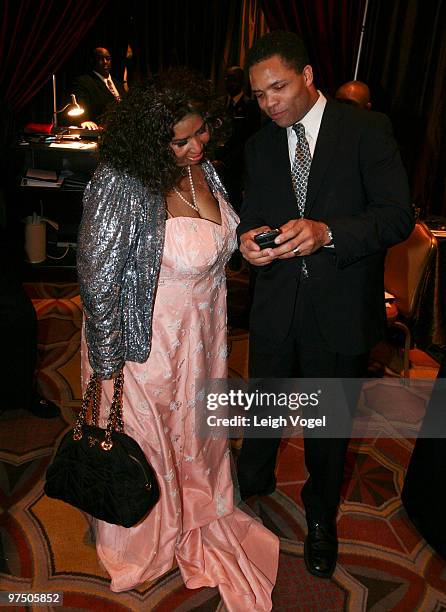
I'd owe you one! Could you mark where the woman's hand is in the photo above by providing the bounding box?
[239,226,279,266]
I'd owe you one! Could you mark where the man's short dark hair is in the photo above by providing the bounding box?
[246,30,310,74]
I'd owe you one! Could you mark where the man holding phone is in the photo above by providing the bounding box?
[237,31,413,578]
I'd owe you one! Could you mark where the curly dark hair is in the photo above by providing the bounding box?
[99,68,223,194]
[246,30,310,74]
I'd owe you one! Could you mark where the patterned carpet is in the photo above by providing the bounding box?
[1,270,445,611]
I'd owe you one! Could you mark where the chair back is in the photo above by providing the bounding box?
[384,222,437,320]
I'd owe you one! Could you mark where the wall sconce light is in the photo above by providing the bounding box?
[52,74,84,131]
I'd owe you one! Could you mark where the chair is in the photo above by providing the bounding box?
[384,222,437,378]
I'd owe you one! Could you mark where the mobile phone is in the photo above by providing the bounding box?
[253,228,281,249]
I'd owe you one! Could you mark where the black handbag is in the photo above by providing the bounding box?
[44,371,160,528]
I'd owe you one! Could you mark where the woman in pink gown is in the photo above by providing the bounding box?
[77,70,279,610]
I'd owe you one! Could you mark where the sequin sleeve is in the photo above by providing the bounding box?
[77,165,145,378]
[202,159,230,203]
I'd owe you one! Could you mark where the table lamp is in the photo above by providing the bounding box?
[52,74,84,131]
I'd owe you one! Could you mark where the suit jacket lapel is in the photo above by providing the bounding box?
[92,72,115,97]
[270,123,296,207]
[305,100,342,217]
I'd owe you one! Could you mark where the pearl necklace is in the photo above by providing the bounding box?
[173,166,198,212]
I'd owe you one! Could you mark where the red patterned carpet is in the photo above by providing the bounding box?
[1,273,445,611]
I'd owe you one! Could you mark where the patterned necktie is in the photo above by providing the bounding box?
[291,123,311,276]
[106,78,120,101]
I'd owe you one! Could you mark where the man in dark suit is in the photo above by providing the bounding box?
[73,47,124,129]
[214,66,260,212]
[236,31,413,578]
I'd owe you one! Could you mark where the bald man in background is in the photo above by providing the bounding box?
[335,80,371,110]
[73,47,125,129]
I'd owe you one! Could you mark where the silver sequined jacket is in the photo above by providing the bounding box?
[77,160,228,379]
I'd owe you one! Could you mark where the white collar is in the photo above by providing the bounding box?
[287,91,326,141]
[93,71,112,84]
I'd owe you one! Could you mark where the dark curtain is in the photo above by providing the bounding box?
[220,0,269,93]
[359,0,446,217]
[260,0,367,95]
[0,0,109,115]
[129,0,235,84]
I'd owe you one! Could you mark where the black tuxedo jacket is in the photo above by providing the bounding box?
[229,95,260,143]
[217,95,260,168]
[73,73,125,124]
[238,100,413,355]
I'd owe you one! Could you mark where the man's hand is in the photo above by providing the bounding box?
[81,120,99,130]
[239,226,280,266]
[240,220,330,265]
[273,219,331,259]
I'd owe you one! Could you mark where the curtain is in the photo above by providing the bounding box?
[221,0,269,81]
[126,0,234,84]
[98,0,266,96]
[359,0,446,216]
[260,0,367,95]
[214,0,269,95]
[0,0,109,114]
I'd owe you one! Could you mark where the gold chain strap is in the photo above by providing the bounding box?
[72,373,99,440]
[72,370,124,451]
[103,370,124,450]
[91,375,101,426]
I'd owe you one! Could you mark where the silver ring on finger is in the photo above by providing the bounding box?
[292,246,300,255]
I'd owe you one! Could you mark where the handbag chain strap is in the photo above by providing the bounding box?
[92,376,102,427]
[103,370,124,449]
[73,370,125,451]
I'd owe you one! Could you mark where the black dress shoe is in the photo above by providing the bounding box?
[304,521,338,578]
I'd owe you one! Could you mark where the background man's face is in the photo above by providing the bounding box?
[94,48,112,78]
[250,54,314,127]
[225,69,244,97]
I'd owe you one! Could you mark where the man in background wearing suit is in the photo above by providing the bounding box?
[236,31,413,578]
[74,47,124,130]
[216,66,260,212]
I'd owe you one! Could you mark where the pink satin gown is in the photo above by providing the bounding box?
[81,193,279,611]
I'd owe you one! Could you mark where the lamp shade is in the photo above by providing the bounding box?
[52,74,84,129]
